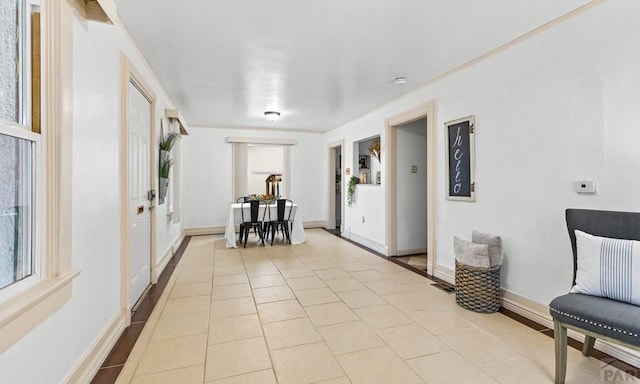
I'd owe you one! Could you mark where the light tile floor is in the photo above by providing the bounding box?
[116,230,638,384]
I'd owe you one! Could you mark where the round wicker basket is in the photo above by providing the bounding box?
[455,260,501,313]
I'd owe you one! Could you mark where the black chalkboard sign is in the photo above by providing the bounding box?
[445,116,475,201]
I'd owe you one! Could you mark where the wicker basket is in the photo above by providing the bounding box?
[455,260,501,313]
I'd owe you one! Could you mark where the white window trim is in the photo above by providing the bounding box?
[0,0,79,355]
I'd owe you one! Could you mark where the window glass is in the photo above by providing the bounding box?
[0,0,19,123]
[0,131,34,290]
[246,145,284,196]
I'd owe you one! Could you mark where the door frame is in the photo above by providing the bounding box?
[327,140,345,232]
[120,54,157,324]
[385,100,436,274]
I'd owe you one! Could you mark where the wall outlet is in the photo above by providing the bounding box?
[575,180,596,194]
[362,216,365,223]
[410,165,418,174]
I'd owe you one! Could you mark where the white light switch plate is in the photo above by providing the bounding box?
[575,180,596,194]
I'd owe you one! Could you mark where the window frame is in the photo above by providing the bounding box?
[0,0,79,355]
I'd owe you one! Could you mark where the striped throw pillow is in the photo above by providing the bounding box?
[570,230,640,305]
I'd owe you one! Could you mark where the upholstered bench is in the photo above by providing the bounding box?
[549,209,640,384]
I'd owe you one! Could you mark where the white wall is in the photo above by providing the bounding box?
[0,8,183,384]
[324,1,640,306]
[181,127,325,230]
[396,118,427,253]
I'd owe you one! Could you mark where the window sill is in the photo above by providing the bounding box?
[0,269,80,354]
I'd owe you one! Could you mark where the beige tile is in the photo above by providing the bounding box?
[175,272,212,285]
[213,265,246,276]
[249,274,287,288]
[162,295,211,317]
[324,277,367,293]
[205,337,272,381]
[263,317,323,349]
[350,270,389,282]
[206,369,277,384]
[371,263,406,274]
[305,260,339,270]
[279,267,315,278]
[295,287,340,306]
[271,342,344,384]
[257,299,307,323]
[364,280,409,296]
[213,273,248,287]
[286,275,327,291]
[382,292,436,312]
[315,268,352,280]
[337,346,422,384]
[151,311,209,340]
[315,378,352,384]
[115,362,137,384]
[319,320,385,355]
[407,350,499,384]
[305,302,359,327]
[338,289,386,309]
[253,285,295,304]
[136,334,207,375]
[211,296,256,319]
[211,283,252,301]
[376,324,449,359]
[407,308,474,335]
[338,262,372,272]
[209,313,263,344]
[170,282,212,298]
[438,327,521,367]
[131,365,203,384]
[246,266,280,277]
[386,270,430,284]
[565,358,640,384]
[481,357,553,384]
[353,304,412,329]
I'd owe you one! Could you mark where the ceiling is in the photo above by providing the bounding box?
[114,0,592,132]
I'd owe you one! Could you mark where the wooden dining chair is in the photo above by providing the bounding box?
[240,200,266,247]
[265,199,294,245]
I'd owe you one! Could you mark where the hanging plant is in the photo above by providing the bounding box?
[347,176,359,207]
[158,119,180,204]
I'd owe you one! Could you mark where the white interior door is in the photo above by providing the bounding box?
[128,81,152,306]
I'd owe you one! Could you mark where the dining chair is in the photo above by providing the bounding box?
[240,200,266,247]
[265,199,294,245]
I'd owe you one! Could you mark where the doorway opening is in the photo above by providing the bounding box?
[390,117,428,271]
[385,101,436,275]
[328,140,345,236]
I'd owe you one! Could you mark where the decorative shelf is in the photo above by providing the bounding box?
[165,109,190,136]
[73,0,117,24]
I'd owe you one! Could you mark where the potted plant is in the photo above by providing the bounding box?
[347,176,359,207]
[158,125,179,204]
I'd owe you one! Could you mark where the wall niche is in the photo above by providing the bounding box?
[353,135,381,185]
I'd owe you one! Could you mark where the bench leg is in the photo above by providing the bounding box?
[554,319,568,384]
[582,335,596,357]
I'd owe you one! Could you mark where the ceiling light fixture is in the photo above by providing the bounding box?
[392,77,407,86]
[264,111,281,121]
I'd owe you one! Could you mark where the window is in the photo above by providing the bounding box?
[0,0,79,354]
[0,0,40,295]
[0,126,38,292]
[229,137,294,200]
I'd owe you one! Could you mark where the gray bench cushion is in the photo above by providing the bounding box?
[550,293,640,346]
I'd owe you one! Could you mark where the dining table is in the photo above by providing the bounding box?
[224,201,306,248]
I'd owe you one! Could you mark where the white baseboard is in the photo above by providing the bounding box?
[184,226,226,236]
[63,310,127,384]
[433,265,454,285]
[343,232,387,255]
[303,220,326,228]
[396,248,427,256]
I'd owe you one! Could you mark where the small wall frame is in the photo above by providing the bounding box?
[445,115,475,201]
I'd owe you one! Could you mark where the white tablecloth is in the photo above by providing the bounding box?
[224,202,305,248]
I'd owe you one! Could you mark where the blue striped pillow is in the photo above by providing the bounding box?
[570,230,640,305]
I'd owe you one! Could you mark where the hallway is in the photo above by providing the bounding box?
[112,230,636,384]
